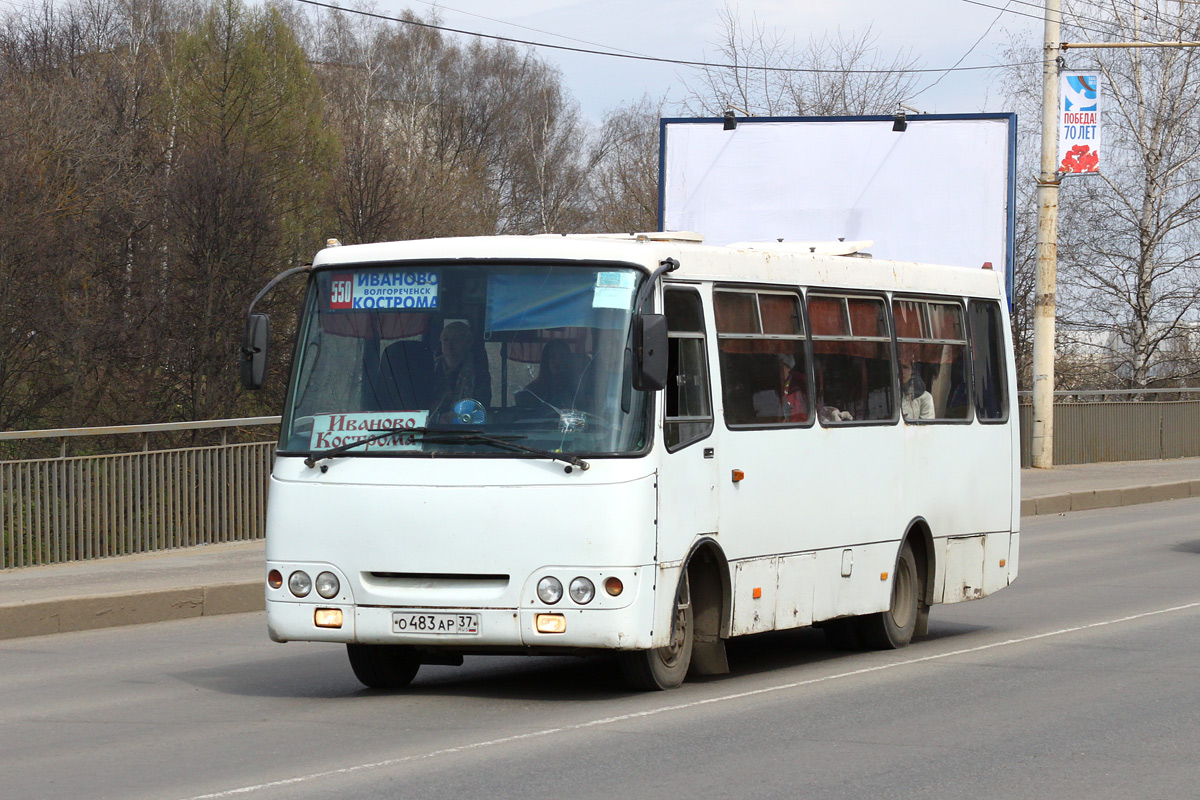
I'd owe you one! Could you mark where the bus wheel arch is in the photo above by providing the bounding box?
[683,538,732,676]
[904,518,934,637]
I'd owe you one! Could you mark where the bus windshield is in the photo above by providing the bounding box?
[279,261,652,458]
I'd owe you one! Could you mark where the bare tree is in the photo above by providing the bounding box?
[588,95,664,234]
[1052,2,1200,389]
[680,4,919,117]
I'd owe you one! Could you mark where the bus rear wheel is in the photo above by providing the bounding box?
[346,644,421,689]
[857,540,919,650]
[619,583,694,690]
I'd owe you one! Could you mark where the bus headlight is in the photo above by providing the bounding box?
[315,571,340,599]
[537,576,563,604]
[568,577,595,605]
[288,570,312,597]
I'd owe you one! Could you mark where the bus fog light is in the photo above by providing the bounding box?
[288,571,312,597]
[569,577,595,604]
[604,577,624,596]
[535,613,566,633]
[267,569,283,589]
[314,608,343,628]
[537,576,563,604]
[315,571,340,599]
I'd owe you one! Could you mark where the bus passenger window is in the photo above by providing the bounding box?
[808,294,894,424]
[664,289,713,450]
[715,290,810,428]
[969,300,1009,421]
[893,298,970,422]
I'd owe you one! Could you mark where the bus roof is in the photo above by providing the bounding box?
[311,233,1006,301]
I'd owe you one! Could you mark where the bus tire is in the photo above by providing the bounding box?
[856,540,919,650]
[346,644,421,689]
[619,588,694,690]
[821,617,864,650]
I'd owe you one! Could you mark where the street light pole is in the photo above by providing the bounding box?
[1031,0,1061,468]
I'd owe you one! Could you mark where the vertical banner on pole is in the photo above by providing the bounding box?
[1058,71,1101,174]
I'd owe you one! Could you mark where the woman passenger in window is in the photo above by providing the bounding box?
[516,340,582,410]
[778,354,808,422]
[900,360,935,420]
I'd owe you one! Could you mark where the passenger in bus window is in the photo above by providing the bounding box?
[813,356,852,423]
[929,344,970,419]
[516,340,581,410]
[752,354,808,422]
[900,359,935,420]
[432,321,492,417]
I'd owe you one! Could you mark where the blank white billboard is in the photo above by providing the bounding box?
[659,115,1016,292]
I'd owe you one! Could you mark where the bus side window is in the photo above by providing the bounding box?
[714,289,810,428]
[808,294,894,424]
[968,300,1010,421]
[893,298,971,422]
[664,288,714,450]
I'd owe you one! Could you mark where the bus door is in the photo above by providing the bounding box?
[657,286,719,559]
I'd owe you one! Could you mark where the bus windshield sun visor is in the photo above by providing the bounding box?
[303,427,589,474]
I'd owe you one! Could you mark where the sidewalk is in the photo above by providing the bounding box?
[4,457,1200,641]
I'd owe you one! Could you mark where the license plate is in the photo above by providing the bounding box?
[392,611,480,635]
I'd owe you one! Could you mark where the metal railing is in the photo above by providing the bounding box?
[1,418,279,569]
[1018,400,1200,467]
[6,398,1200,567]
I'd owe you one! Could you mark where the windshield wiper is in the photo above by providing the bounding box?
[304,427,423,468]
[421,431,590,473]
[304,427,589,473]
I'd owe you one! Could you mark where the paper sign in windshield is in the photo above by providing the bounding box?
[329,270,439,310]
[310,412,428,452]
[592,271,636,309]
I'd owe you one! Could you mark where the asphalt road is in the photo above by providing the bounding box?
[3,500,1199,800]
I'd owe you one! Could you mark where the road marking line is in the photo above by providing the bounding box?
[182,600,1200,799]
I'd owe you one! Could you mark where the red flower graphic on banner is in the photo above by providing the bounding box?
[1060,144,1099,174]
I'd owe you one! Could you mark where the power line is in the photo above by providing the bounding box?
[399,0,649,58]
[911,1,1013,100]
[296,0,1039,76]
[957,0,1132,38]
[977,0,1123,28]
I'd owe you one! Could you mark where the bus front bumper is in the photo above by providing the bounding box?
[266,595,656,651]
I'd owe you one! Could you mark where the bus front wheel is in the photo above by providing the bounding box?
[346,644,421,689]
[619,582,694,690]
[857,540,920,649]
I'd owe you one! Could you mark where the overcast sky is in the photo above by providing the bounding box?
[371,0,1043,120]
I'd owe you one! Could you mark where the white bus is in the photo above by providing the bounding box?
[242,231,1018,691]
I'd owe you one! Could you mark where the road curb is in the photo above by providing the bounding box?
[1020,480,1198,517]
[0,581,262,641]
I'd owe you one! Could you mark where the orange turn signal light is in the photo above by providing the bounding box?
[732,469,745,482]
[604,577,624,596]
[267,569,283,589]
[881,572,889,581]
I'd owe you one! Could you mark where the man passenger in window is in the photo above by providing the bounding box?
[432,321,491,418]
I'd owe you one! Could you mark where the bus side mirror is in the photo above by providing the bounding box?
[633,313,668,391]
[240,313,270,390]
